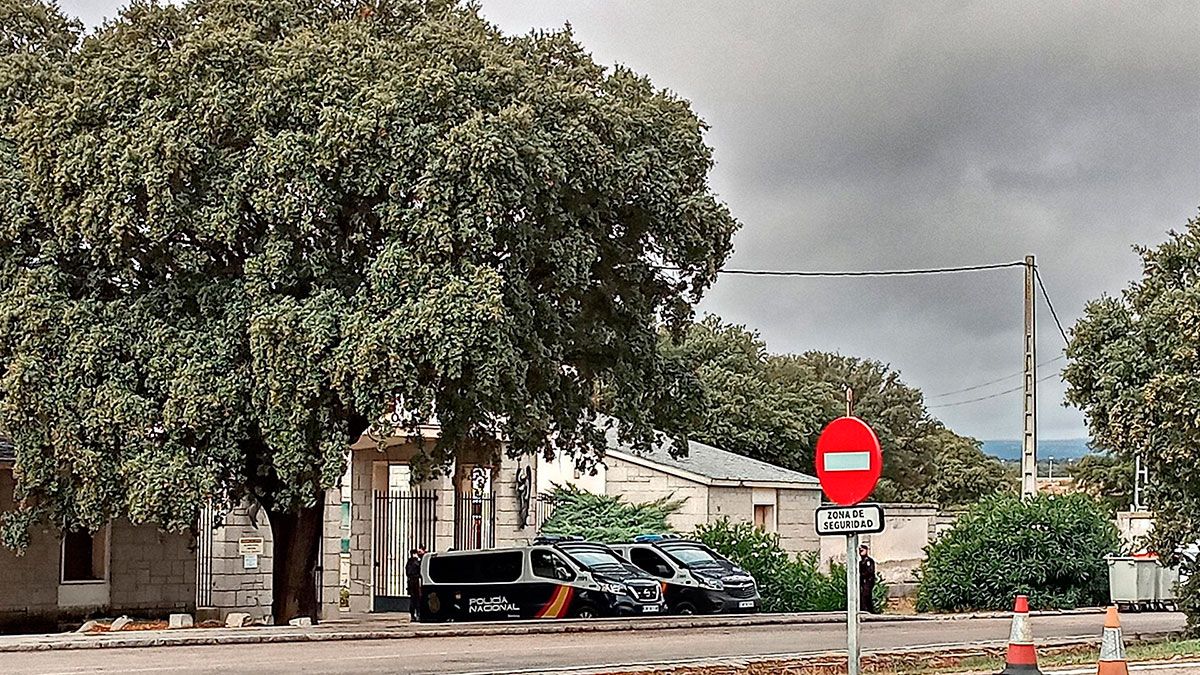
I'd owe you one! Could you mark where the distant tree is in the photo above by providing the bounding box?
[657,316,1002,504]
[0,0,736,623]
[1064,212,1200,636]
[655,317,824,471]
[922,426,1013,506]
[1069,453,1134,512]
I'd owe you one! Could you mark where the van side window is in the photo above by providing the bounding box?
[531,549,575,581]
[428,551,523,584]
[630,547,674,578]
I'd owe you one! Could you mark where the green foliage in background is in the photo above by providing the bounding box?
[538,484,685,542]
[693,518,887,613]
[1070,452,1135,512]
[657,316,1009,505]
[917,493,1120,612]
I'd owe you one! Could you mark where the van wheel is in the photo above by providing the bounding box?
[674,602,696,615]
[573,604,599,619]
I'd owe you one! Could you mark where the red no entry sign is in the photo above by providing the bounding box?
[815,416,882,506]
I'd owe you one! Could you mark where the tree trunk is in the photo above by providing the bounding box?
[268,502,324,625]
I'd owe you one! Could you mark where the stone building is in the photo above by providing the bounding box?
[539,427,824,555]
[0,440,196,633]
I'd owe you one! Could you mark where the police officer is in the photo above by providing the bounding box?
[405,547,423,620]
[858,544,878,613]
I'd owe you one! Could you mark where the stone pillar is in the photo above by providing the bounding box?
[319,488,343,620]
[347,452,375,614]
[208,501,273,624]
[494,453,536,548]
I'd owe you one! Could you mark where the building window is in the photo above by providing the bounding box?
[753,505,776,532]
[61,527,108,583]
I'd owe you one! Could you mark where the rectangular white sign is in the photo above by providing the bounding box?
[822,451,873,472]
[815,504,886,536]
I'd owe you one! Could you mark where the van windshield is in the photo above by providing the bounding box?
[663,545,726,567]
[566,549,629,573]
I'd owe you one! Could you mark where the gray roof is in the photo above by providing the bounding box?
[603,425,819,486]
[0,438,13,463]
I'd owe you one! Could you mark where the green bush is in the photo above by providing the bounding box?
[538,484,684,542]
[917,493,1120,612]
[1178,561,1200,638]
[693,518,887,612]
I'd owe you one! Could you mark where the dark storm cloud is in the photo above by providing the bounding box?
[61,1,1200,440]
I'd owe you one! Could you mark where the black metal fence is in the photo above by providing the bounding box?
[454,492,496,550]
[373,490,438,610]
[195,502,215,608]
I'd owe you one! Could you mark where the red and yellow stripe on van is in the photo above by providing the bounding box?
[536,585,575,619]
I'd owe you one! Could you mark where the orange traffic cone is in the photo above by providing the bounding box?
[1096,606,1129,675]
[1000,595,1043,674]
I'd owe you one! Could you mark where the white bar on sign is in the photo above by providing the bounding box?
[823,451,871,472]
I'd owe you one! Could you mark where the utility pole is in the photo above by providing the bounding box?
[1021,255,1038,498]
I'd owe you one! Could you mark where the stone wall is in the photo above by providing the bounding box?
[109,521,195,615]
[1,465,196,632]
[603,456,710,533]
[777,488,821,554]
[821,503,941,592]
[0,465,60,632]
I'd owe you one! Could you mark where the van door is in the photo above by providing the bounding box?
[528,547,579,619]
[628,545,689,610]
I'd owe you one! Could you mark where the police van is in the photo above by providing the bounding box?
[610,536,760,614]
[417,538,666,622]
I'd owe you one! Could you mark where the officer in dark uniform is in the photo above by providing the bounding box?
[406,548,423,620]
[858,544,878,613]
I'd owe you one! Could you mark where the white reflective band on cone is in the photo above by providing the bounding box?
[1009,614,1033,643]
[1100,627,1126,661]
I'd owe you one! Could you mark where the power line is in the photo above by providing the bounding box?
[928,372,1061,410]
[659,260,1027,278]
[925,355,1065,399]
[1033,266,1071,346]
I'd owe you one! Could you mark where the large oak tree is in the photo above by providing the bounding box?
[0,0,736,622]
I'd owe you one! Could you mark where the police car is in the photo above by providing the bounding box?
[417,537,666,622]
[610,535,761,614]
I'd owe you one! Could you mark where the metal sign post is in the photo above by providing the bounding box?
[847,531,860,675]
[810,388,884,675]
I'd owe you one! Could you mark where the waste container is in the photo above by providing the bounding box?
[1107,555,1178,611]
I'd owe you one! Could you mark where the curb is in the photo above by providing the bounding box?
[528,632,1183,675]
[0,607,1120,654]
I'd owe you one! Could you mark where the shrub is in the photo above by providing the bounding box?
[538,484,684,542]
[693,518,887,612]
[917,493,1120,612]
[1179,561,1200,639]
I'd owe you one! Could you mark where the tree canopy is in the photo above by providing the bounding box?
[0,0,737,621]
[1064,212,1200,601]
[657,316,1009,504]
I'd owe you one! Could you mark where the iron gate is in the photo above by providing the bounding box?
[373,490,437,612]
[454,492,496,550]
[196,502,216,608]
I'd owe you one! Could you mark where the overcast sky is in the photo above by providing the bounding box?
[60,1,1200,441]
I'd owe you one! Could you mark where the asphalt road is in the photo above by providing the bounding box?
[5,612,1185,675]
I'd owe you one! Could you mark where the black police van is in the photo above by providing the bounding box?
[610,536,760,614]
[417,537,666,622]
